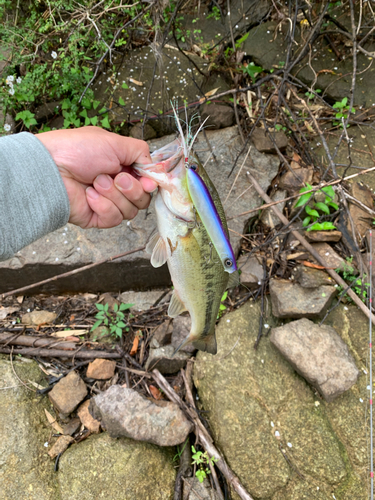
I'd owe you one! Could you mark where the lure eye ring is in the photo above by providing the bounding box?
[224,258,233,268]
[190,163,198,171]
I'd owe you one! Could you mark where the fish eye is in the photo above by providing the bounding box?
[224,258,233,268]
[190,163,198,171]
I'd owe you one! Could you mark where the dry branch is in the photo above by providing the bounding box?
[0,346,122,359]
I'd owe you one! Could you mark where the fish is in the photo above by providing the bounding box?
[132,118,238,354]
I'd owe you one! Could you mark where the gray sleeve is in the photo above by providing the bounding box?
[0,132,70,261]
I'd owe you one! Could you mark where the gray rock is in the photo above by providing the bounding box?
[269,279,337,318]
[48,371,88,416]
[171,315,196,353]
[183,477,219,499]
[194,302,353,499]
[145,345,191,374]
[120,289,170,311]
[260,189,287,229]
[129,122,157,140]
[0,126,278,294]
[201,102,235,130]
[3,113,16,134]
[90,385,193,446]
[237,254,263,288]
[310,242,347,272]
[62,417,81,436]
[34,101,61,121]
[21,310,57,325]
[251,128,288,153]
[293,265,334,288]
[348,182,373,240]
[270,318,360,401]
[150,319,173,348]
[279,165,313,192]
[304,230,342,243]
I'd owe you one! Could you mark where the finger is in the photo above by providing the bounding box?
[86,187,133,228]
[93,174,141,217]
[116,136,152,166]
[140,176,158,193]
[114,172,153,209]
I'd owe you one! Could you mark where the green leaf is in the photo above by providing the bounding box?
[221,291,228,302]
[90,320,103,331]
[116,327,123,337]
[120,303,134,311]
[299,183,313,194]
[320,222,337,230]
[302,216,311,227]
[121,82,129,89]
[307,222,323,231]
[101,115,110,129]
[79,109,88,118]
[295,192,312,208]
[81,96,92,109]
[93,100,101,110]
[96,303,104,310]
[315,202,330,215]
[305,206,319,218]
[321,186,335,200]
[90,116,98,126]
[117,321,126,328]
[104,303,109,312]
[328,201,339,211]
[118,96,125,106]
[196,470,206,483]
[113,303,118,312]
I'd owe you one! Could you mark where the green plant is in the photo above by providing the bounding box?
[191,446,218,483]
[242,62,263,82]
[91,302,134,339]
[332,97,355,128]
[305,89,321,100]
[173,438,189,463]
[207,6,221,20]
[217,291,228,319]
[295,183,338,231]
[336,258,370,303]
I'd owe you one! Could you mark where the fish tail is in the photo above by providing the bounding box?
[172,327,217,356]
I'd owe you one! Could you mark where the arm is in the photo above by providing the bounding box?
[0,127,157,262]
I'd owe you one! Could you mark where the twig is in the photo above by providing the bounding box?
[0,347,122,359]
[247,171,375,326]
[0,246,145,300]
[152,369,255,500]
[9,347,36,392]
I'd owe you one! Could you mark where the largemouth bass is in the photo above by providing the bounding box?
[133,135,237,354]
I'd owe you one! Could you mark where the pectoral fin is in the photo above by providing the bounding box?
[150,236,168,268]
[227,270,240,289]
[168,291,186,318]
[146,232,161,254]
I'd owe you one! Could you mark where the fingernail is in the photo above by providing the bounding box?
[116,173,133,191]
[86,187,99,199]
[96,174,112,189]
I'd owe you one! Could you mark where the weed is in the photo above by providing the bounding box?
[191,446,218,483]
[295,183,338,231]
[336,258,370,303]
[91,302,133,339]
[332,97,355,128]
[217,291,228,319]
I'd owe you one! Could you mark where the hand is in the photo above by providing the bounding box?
[36,126,157,229]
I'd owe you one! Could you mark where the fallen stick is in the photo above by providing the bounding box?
[0,246,146,300]
[0,346,122,359]
[152,369,255,500]
[0,333,78,350]
[247,172,375,326]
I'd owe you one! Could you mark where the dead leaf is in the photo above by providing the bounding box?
[304,121,315,134]
[44,409,64,434]
[50,330,87,338]
[302,261,336,270]
[129,77,143,86]
[292,152,301,162]
[16,296,24,304]
[82,293,97,300]
[77,400,100,434]
[64,336,80,342]
[287,252,309,261]
[130,336,139,356]
[149,385,163,400]
[0,306,19,320]
[28,379,45,391]
[198,87,220,103]
[48,435,73,459]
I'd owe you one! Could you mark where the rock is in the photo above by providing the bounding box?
[200,102,235,129]
[304,230,342,242]
[269,279,337,319]
[310,242,347,271]
[90,385,193,446]
[279,165,313,191]
[251,128,288,153]
[150,319,173,348]
[62,417,81,436]
[270,318,360,402]
[120,290,170,312]
[129,122,157,140]
[0,127,278,294]
[34,101,61,121]
[171,316,196,353]
[237,254,263,288]
[260,189,287,228]
[77,400,101,434]
[49,114,64,129]
[58,432,175,499]
[48,371,88,416]
[348,182,373,240]
[183,477,218,499]
[145,345,191,374]
[293,265,334,288]
[98,292,119,310]
[86,358,116,380]
[90,325,111,342]
[21,310,57,325]
[48,435,74,459]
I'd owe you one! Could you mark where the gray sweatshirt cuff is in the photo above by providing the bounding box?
[0,132,70,261]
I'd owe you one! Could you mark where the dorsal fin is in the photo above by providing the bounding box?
[146,232,161,255]
[150,236,168,268]
[168,291,186,318]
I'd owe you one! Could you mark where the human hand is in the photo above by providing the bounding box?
[36,126,157,229]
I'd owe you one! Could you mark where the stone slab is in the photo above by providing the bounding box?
[0,126,278,294]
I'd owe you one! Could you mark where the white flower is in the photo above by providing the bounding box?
[6,75,14,85]
[4,123,11,132]
[8,87,15,95]
[16,77,22,84]
[51,51,57,59]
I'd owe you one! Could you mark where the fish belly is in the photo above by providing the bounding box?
[155,193,228,352]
